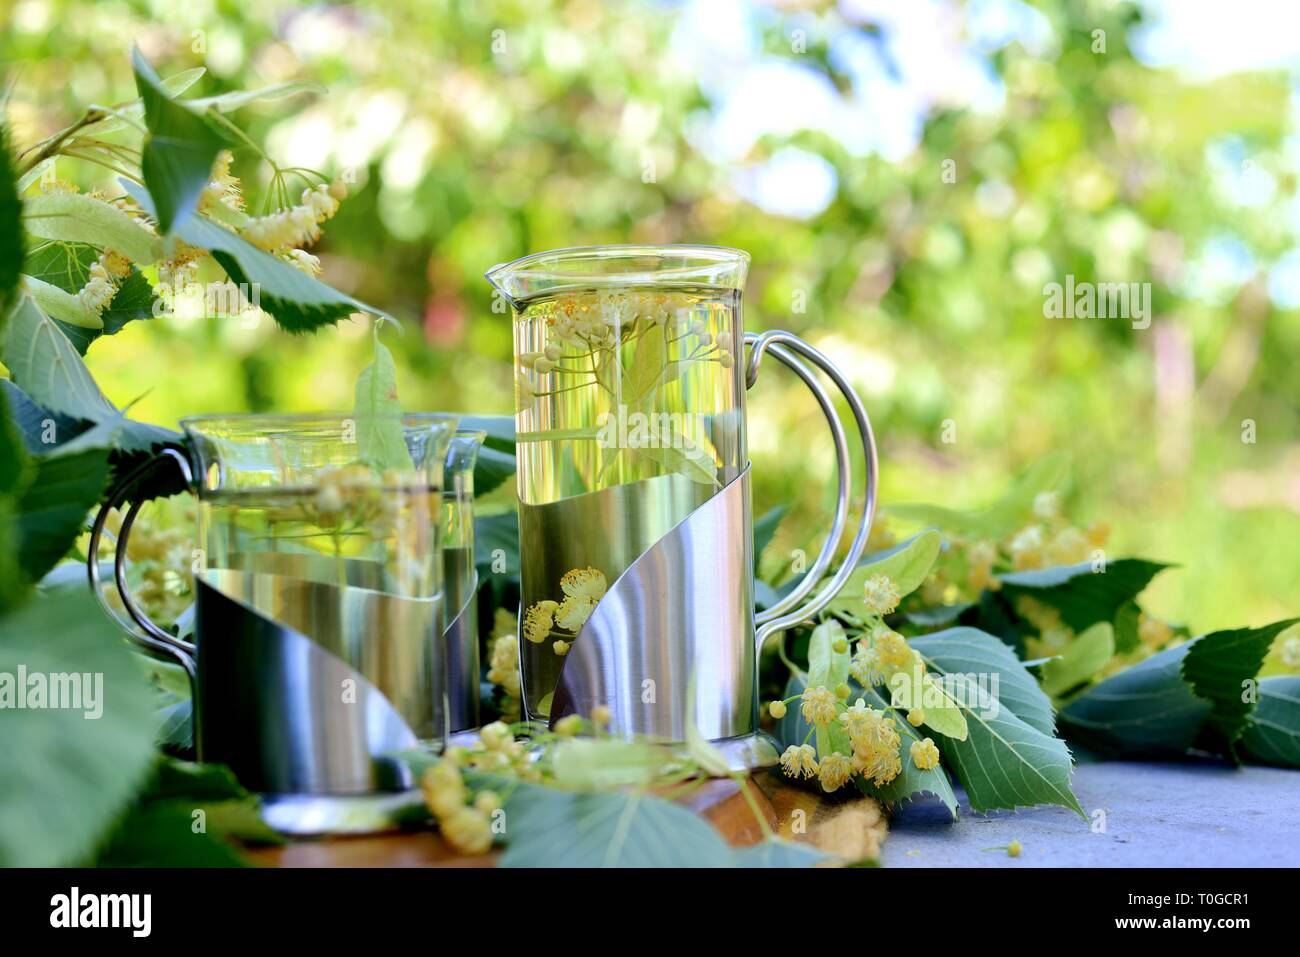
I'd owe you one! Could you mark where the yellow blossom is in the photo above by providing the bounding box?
[863,574,902,616]
[800,685,840,726]
[849,642,882,686]
[910,737,941,770]
[554,567,607,631]
[590,704,612,727]
[779,744,818,780]
[817,752,853,792]
[842,699,902,787]
[907,709,925,727]
[555,714,583,736]
[440,807,493,855]
[1007,840,1022,858]
[421,762,466,819]
[473,790,502,815]
[522,600,558,643]
[768,699,787,719]
[553,639,570,656]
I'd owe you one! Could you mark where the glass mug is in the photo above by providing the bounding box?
[486,245,877,767]
[88,414,456,798]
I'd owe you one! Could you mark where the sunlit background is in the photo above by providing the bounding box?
[4,0,1298,631]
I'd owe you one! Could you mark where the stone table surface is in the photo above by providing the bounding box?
[883,760,1300,868]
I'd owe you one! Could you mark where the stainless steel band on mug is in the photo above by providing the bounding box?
[744,330,879,651]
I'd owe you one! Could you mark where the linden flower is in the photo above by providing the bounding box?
[872,629,917,680]
[1032,491,1060,522]
[522,600,559,644]
[421,762,467,819]
[768,699,788,720]
[441,807,493,855]
[818,752,854,793]
[553,640,570,656]
[1008,525,1046,570]
[862,574,902,616]
[555,567,607,631]
[800,685,840,726]
[910,737,941,770]
[780,744,818,780]
[842,699,902,787]
[849,642,882,687]
[554,714,583,737]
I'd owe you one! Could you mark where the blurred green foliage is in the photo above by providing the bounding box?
[3,0,1298,633]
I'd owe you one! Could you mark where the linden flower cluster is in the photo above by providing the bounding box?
[487,609,522,723]
[779,692,941,793]
[453,720,541,782]
[240,180,346,255]
[516,289,736,403]
[98,501,195,627]
[77,250,132,316]
[522,566,607,657]
[421,758,501,855]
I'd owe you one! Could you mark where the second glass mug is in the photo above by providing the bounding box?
[486,244,878,768]
[88,414,456,802]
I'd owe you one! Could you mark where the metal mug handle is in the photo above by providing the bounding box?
[745,330,879,653]
[87,448,199,686]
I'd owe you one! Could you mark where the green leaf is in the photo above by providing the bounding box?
[0,587,158,866]
[457,414,515,453]
[998,558,1170,633]
[77,67,207,139]
[753,503,789,570]
[1040,622,1115,698]
[685,672,732,777]
[730,837,834,868]
[93,803,247,867]
[2,294,116,422]
[1181,618,1299,749]
[885,666,968,740]
[22,192,161,263]
[911,627,1057,735]
[911,628,1082,816]
[24,242,161,354]
[825,530,942,619]
[1113,600,1141,654]
[352,334,414,472]
[930,678,1082,817]
[473,446,516,497]
[1240,677,1300,769]
[15,447,110,582]
[473,510,519,577]
[499,787,734,867]
[184,80,327,114]
[1058,643,1210,755]
[22,274,102,329]
[132,46,225,234]
[550,738,675,789]
[0,123,23,333]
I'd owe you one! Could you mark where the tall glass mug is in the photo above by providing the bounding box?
[89,414,457,799]
[486,245,877,761]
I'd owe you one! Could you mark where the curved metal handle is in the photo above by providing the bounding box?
[87,448,199,681]
[746,330,879,652]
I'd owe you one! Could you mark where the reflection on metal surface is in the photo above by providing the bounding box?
[194,572,439,795]
[550,468,757,744]
[517,472,713,717]
[259,790,427,836]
